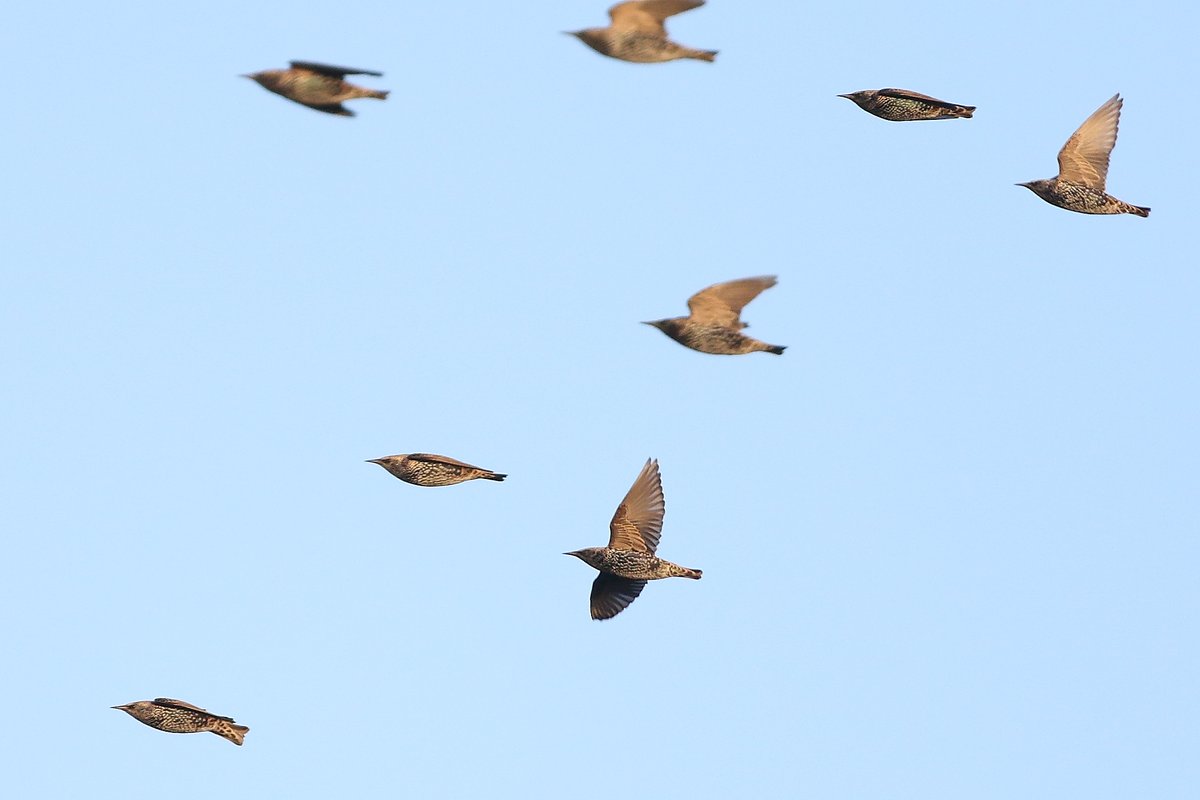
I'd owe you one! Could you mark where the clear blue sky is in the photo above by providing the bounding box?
[3,1,1196,798]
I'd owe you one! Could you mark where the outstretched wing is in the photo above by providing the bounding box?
[608,458,665,553]
[290,61,383,78]
[609,1,705,35]
[1057,94,1121,190]
[590,574,647,619]
[687,276,777,328]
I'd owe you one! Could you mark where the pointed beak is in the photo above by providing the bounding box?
[640,321,655,326]
[837,94,853,99]
[1015,182,1031,188]
[111,705,128,711]
[365,459,383,465]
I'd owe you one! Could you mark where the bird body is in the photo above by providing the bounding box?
[244,61,388,116]
[839,88,975,121]
[113,698,248,746]
[367,453,506,486]
[645,275,785,355]
[1018,94,1149,217]
[569,1,717,63]
[565,459,701,620]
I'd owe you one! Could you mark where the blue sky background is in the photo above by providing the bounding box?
[3,1,1196,797]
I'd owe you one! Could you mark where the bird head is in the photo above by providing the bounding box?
[564,548,603,569]
[837,90,871,107]
[641,319,670,331]
[1015,179,1053,199]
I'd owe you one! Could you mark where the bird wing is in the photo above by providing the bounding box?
[608,458,665,553]
[590,573,647,619]
[289,61,383,78]
[687,276,778,328]
[153,698,237,722]
[303,103,354,117]
[877,88,963,109]
[407,453,485,471]
[609,0,705,34]
[1057,94,1121,190]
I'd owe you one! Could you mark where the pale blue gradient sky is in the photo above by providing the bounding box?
[2,2,1197,798]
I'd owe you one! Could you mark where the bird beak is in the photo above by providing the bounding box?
[837,94,853,99]
[1015,182,1031,188]
[111,705,128,711]
[365,459,383,464]
[640,321,655,326]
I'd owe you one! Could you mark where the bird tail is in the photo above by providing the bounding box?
[212,723,249,746]
[680,566,703,580]
[956,105,976,118]
[690,49,718,62]
[368,89,389,101]
[482,472,507,482]
[764,344,786,355]
[1127,204,1150,218]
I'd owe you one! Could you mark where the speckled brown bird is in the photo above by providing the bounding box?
[367,453,507,486]
[242,61,388,116]
[112,698,248,746]
[838,88,975,121]
[644,275,785,355]
[567,1,717,63]
[1017,94,1149,217]
[565,459,701,620]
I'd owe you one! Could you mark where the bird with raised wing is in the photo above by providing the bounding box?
[367,453,507,487]
[644,275,785,355]
[1017,94,1149,217]
[565,459,701,620]
[567,1,717,63]
[112,698,249,746]
[243,61,389,116]
[838,88,975,121]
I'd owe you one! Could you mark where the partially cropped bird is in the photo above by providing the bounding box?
[112,698,248,746]
[242,61,388,116]
[367,453,507,486]
[567,1,717,63]
[644,276,785,355]
[565,459,701,620]
[1017,94,1149,217]
[838,88,975,121]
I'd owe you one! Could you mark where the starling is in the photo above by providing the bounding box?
[242,61,388,116]
[367,453,507,486]
[112,698,248,746]
[838,88,975,121]
[565,458,701,620]
[644,275,785,355]
[567,1,717,63]
[1017,94,1149,217]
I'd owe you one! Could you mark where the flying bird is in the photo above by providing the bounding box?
[644,276,785,355]
[565,459,701,620]
[367,453,507,486]
[838,88,975,121]
[1017,94,1149,217]
[112,698,248,746]
[567,1,717,63]
[243,61,388,116]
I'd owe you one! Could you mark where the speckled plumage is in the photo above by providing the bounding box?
[565,459,701,620]
[644,275,785,355]
[367,453,507,487]
[1018,94,1149,217]
[113,698,248,746]
[243,61,389,116]
[568,1,717,63]
[839,88,975,121]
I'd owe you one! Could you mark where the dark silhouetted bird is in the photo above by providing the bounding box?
[565,459,701,620]
[1017,94,1149,217]
[567,1,717,63]
[367,453,506,486]
[838,88,975,121]
[112,698,248,746]
[242,61,388,116]
[644,275,785,355]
